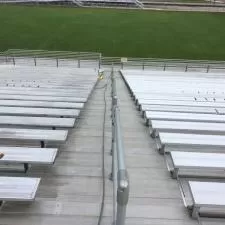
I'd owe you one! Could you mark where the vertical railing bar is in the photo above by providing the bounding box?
[56,58,59,68]
[34,56,37,67]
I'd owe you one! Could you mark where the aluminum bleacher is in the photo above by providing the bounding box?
[150,120,225,137]
[145,111,225,126]
[185,181,225,218]
[0,65,98,206]
[121,69,225,220]
[0,100,84,108]
[166,151,225,178]
[141,104,217,115]
[0,107,80,117]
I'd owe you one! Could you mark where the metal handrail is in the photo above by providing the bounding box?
[5,49,101,59]
[111,69,129,225]
[0,49,102,68]
[1,49,225,72]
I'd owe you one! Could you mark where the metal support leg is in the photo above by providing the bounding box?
[171,168,179,179]
[24,163,29,173]
[150,129,158,138]
[40,141,45,148]
[192,206,200,218]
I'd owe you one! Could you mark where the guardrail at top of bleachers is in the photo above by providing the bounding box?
[4,49,101,60]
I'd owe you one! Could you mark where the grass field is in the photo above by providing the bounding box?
[0,6,225,60]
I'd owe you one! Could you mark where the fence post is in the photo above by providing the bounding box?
[163,64,166,71]
[207,65,210,73]
[13,57,15,66]
[78,58,80,68]
[99,53,102,69]
[56,58,59,68]
[142,62,145,70]
[34,57,36,67]
[185,64,188,72]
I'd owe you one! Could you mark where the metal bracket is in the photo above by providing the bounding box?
[117,169,129,206]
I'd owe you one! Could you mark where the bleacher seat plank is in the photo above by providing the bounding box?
[0,94,87,103]
[0,147,58,164]
[140,104,216,115]
[150,120,225,137]
[145,111,225,125]
[0,128,68,142]
[0,106,80,117]
[136,96,225,105]
[138,99,225,109]
[0,176,40,201]
[0,86,92,93]
[158,132,225,153]
[134,93,223,102]
[167,151,225,178]
[0,100,84,109]
[0,116,75,128]
[188,181,225,217]
[0,89,91,97]
[0,81,95,88]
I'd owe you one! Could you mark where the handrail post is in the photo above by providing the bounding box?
[13,57,15,66]
[34,56,37,66]
[116,169,129,225]
[163,64,166,71]
[99,53,102,69]
[56,58,59,68]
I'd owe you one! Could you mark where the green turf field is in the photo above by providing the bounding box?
[0,6,224,60]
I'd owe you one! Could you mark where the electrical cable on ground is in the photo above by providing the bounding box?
[97,72,109,225]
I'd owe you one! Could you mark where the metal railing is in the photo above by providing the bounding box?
[101,56,225,73]
[1,49,225,73]
[0,49,102,68]
[111,69,129,225]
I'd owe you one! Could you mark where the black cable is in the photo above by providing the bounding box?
[95,84,107,90]
[97,73,109,225]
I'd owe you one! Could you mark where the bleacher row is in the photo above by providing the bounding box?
[0,65,97,205]
[121,69,225,219]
